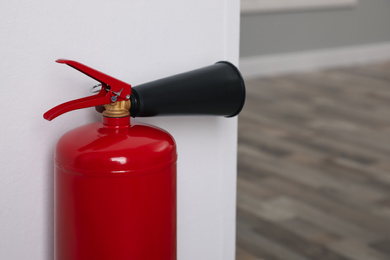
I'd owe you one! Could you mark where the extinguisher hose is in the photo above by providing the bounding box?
[129,61,246,118]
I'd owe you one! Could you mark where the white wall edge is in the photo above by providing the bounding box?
[239,42,390,79]
[241,0,357,14]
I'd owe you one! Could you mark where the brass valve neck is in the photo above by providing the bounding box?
[102,100,131,118]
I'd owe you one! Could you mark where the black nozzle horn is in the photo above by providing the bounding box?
[129,61,245,118]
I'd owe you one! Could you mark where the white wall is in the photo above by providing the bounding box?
[0,1,240,259]
[240,0,390,58]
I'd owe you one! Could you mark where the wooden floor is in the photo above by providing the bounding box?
[236,61,390,260]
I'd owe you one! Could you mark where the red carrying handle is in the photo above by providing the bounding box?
[43,59,132,121]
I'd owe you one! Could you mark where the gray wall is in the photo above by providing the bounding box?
[240,0,390,58]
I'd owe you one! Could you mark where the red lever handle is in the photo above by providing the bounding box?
[43,59,132,121]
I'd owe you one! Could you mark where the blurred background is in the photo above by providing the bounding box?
[236,0,390,259]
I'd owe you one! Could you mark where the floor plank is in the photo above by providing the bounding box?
[236,61,390,260]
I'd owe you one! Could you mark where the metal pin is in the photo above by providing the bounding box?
[112,88,123,96]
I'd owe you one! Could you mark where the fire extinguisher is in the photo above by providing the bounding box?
[44,59,245,260]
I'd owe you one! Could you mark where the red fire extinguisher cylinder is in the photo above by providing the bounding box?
[55,116,176,260]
